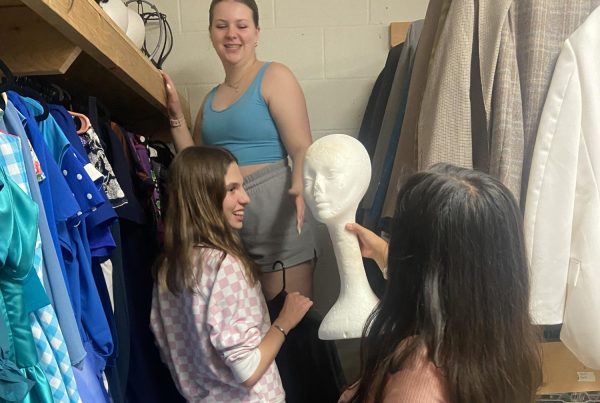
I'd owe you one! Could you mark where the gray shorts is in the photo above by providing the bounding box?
[240,160,318,272]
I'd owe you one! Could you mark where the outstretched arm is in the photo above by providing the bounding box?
[263,62,312,231]
[345,223,388,272]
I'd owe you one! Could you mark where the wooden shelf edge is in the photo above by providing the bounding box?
[390,22,411,48]
[0,5,83,75]
[19,0,166,112]
[0,0,194,133]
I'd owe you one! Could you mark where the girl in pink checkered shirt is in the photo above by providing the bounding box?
[151,146,312,402]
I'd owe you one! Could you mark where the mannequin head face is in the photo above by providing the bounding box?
[303,134,371,224]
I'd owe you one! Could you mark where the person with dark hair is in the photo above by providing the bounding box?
[341,164,542,403]
[161,0,317,303]
[150,146,312,402]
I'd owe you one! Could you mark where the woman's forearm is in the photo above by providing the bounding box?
[289,148,306,192]
[169,119,195,152]
[242,325,285,388]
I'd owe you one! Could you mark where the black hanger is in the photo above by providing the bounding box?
[15,76,74,111]
[0,59,50,122]
[0,59,11,111]
[271,260,287,294]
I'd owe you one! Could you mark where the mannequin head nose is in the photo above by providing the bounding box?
[313,173,326,195]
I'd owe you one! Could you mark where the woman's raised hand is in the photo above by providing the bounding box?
[161,70,184,120]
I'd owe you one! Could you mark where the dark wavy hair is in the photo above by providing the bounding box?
[154,146,259,294]
[209,0,260,28]
[350,164,542,403]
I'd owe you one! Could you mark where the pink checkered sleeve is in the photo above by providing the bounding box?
[150,286,182,391]
[206,254,265,383]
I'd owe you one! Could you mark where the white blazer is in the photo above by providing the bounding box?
[524,5,600,369]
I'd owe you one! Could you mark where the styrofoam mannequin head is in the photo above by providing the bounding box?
[304,134,371,225]
[100,0,129,32]
[126,8,146,49]
[304,134,378,340]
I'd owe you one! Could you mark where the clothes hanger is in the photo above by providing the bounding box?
[0,59,50,122]
[271,260,287,295]
[69,111,91,134]
[0,92,7,112]
[49,83,73,110]
[0,61,9,111]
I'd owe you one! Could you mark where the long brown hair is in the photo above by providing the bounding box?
[155,146,259,294]
[350,164,542,403]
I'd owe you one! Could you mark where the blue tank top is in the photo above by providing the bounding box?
[202,62,287,166]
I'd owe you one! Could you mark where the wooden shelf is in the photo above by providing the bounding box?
[390,22,411,48]
[539,342,600,394]
[0,0,189,134]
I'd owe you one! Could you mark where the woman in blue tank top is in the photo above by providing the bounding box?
[161,0,317,303]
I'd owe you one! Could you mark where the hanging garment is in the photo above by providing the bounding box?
[10,93,113,400]
[524,5,600,370]
[358,41,404,227]
[357,42,404,162]
[0,132,80,403]
[7,92,80,299]
[115,127,161,233]
[0,100,85,369]
[266,263,346,403]
[20,96,113,363]
[86,97,184,403]
[513,0,600,204]
[0,141,36,403]
[49,104,118,259]
[383,0,600,214]
[0,165,54,403]
[360,20,423,232]
[416,0,479,172]
[101,222,131,403]
[79,126,127,209]
[381,0,448,220]
[5,93,86,372]
[147,140,175,242]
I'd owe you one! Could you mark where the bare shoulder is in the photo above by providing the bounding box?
[264,62,299,87]
[262,62,301,100]
[264,61,296,80]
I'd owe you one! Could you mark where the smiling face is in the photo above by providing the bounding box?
[209,0,260,66]
[222,162,250,229]
[303,134,371,224]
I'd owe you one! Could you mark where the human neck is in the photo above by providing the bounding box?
[223,58,258,92]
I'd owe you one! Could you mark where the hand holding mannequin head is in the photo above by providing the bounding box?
[303,134,371,225]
